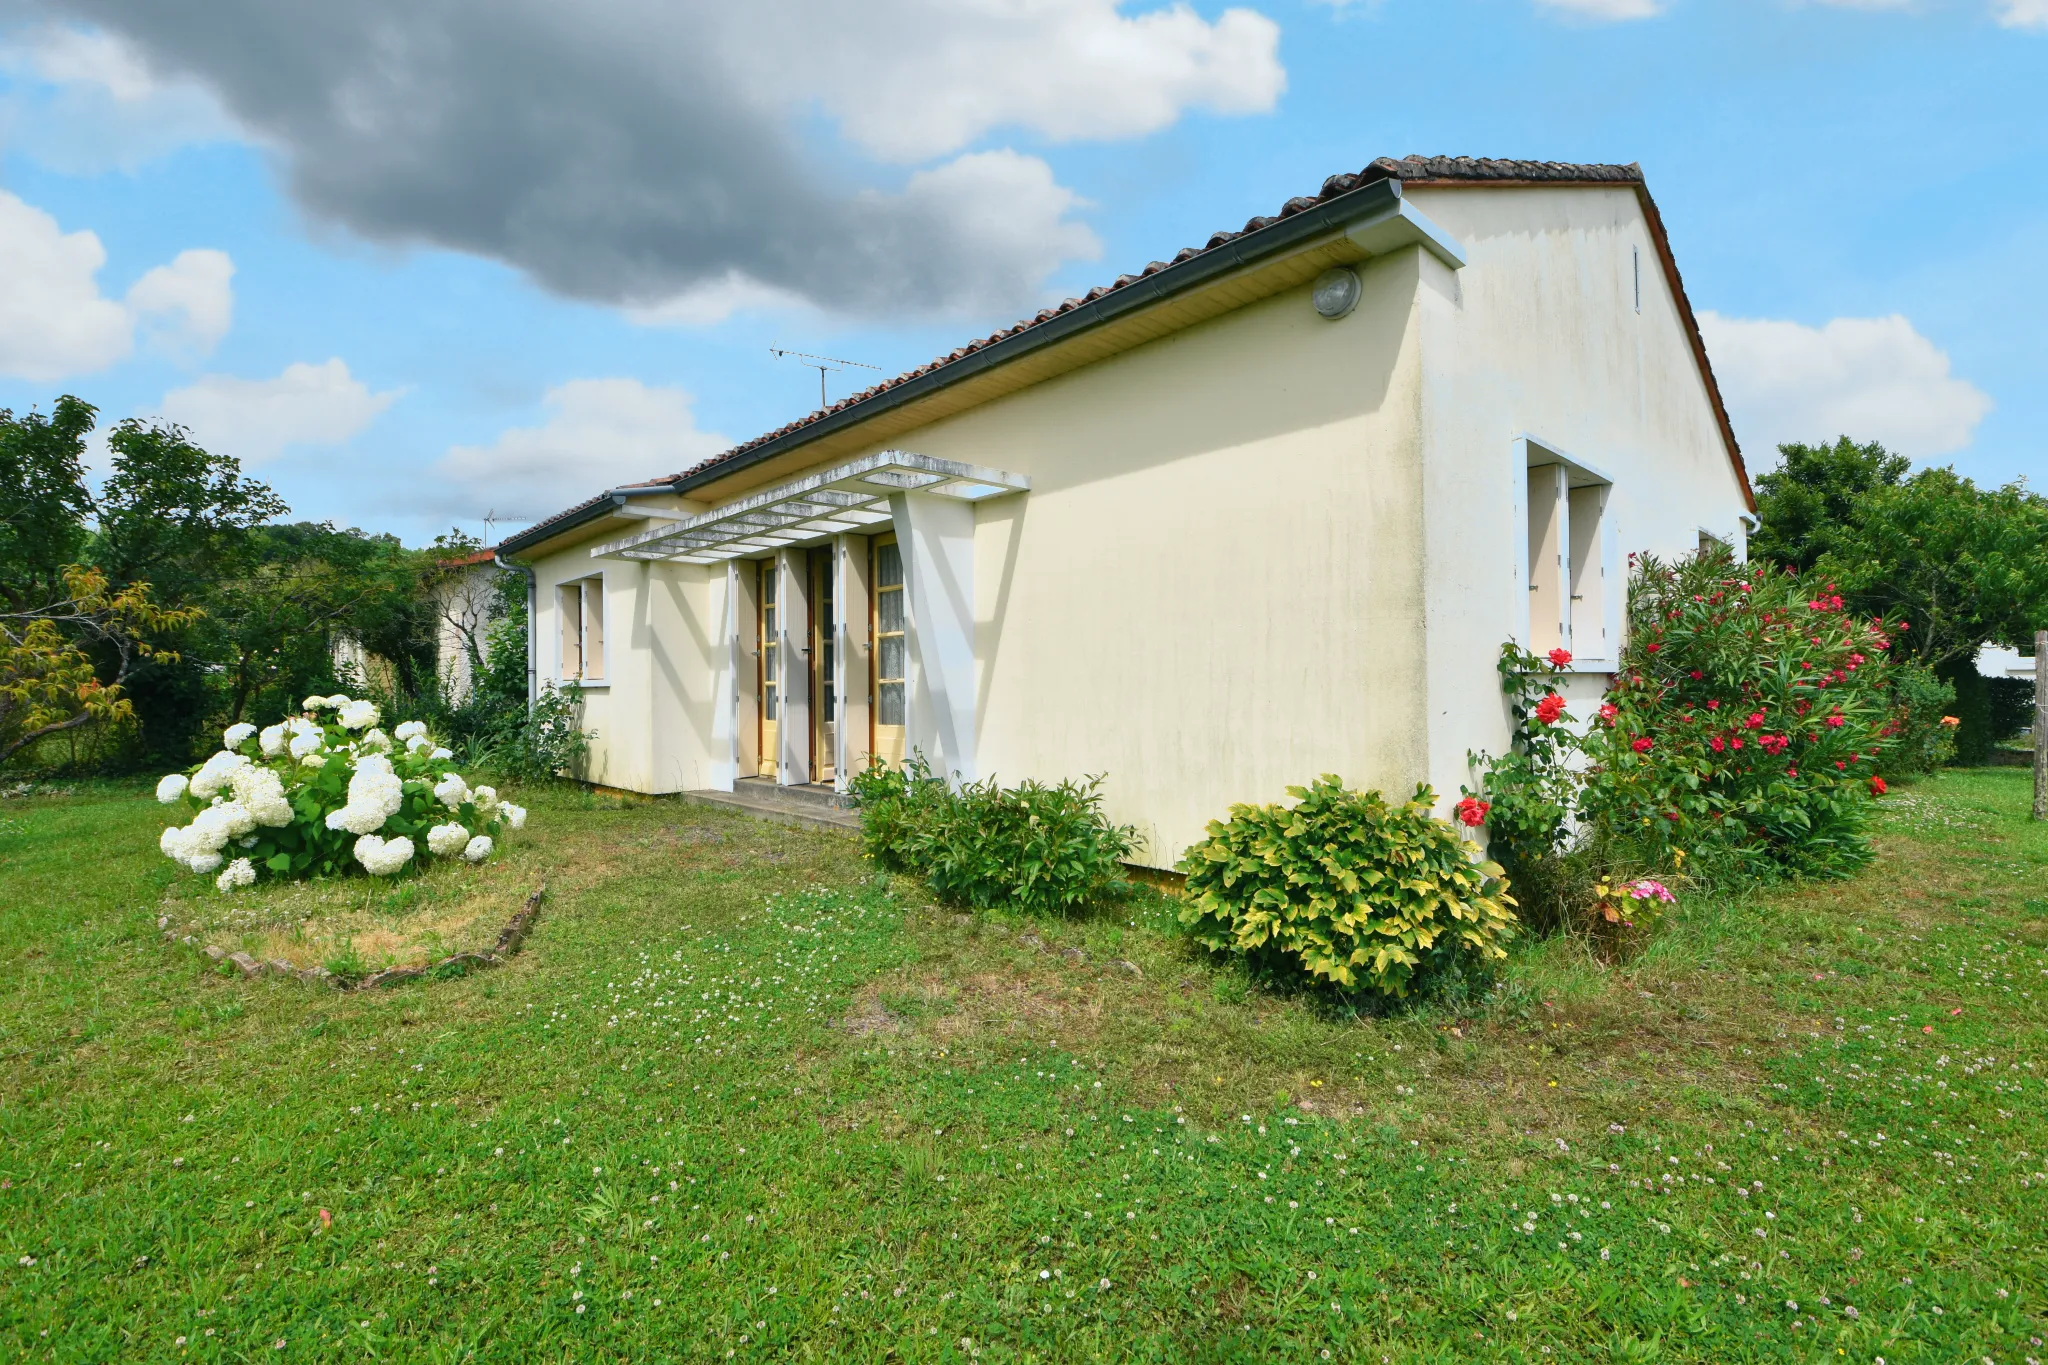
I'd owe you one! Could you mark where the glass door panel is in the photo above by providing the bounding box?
[757,559,778,778]
[871,536,905,770]
[811,547,835,785]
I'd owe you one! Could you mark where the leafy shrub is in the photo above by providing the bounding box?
[1885,662,1958,776]
[490,681,592,783]
[1987,675,2036,747]
[1178,777,1517,1000]
[1576,549,1901,880]
[849,756,1136,915]
[153,693,528,891]
[1462,643,1580,872]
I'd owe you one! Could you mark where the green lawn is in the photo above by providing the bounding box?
[2,771,2045,1362]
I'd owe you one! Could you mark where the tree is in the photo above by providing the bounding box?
[0,566,198,766]
[1749,437,1910,573]
[0,397,98,611]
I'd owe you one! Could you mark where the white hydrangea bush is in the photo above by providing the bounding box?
[156,693,528,892]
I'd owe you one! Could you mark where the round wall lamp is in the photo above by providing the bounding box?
[1312,266,1362,320]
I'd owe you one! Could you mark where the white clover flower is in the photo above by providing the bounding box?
[470,785,498,816]
[429,746,453,761]
[189,750,250,799]
[156,773,190,804]
[358,727,391,753]
[223,722,258,750]
[501,802,527,830]
[433,773,471,809]
[353,833,415,876]
[394,720,428,742]
[462,834,493,863]
[258,723,287,757]
[230,765,293,827]
[216,858,256,893]
[337,699,380,731]
[427,822,471,857]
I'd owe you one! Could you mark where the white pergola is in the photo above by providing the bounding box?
[588,450,1030,564]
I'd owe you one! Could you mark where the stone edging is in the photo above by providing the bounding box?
[161,884,547,991]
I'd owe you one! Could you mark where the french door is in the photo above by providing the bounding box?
[756,559,778,777]
[871,535,906,770]
[810,547,836,786]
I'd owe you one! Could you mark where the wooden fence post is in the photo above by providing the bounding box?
[2035,629,2047,821]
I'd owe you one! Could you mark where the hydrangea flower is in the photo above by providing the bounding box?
[229,765,293,827]
[288,723,324,759]
[427,822,471,857]
[156,773,189,804]
[189,750,251,799]
[405,735,431,754]
[470,785,499,816]
[337,698,381,731]
[224,722,258,749]
[429,746,453,761]
[394,720,428,742]
[258,723,287,757]
[325,759,405,836]
[501,803,528,830]
[358,727,391,753]
[353,834,415,876]
[462,834,493,863]
[216,858,256,892]
[303,695,332,711]
[433,773,470,809]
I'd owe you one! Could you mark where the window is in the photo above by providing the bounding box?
[874,538,905,727]
[557,576,605,681]
[1521,442,1616,667]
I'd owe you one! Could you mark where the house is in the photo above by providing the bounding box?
[495,157,1756,869]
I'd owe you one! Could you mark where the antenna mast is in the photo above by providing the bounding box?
[769,347,882,409]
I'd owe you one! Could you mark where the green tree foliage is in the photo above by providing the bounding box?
[1748,437,1910,573]
[0,397,98,611]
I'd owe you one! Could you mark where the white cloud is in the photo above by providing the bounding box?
[0,189,134,380]
[126,249,236,359]
[1700,311,1993,461]
[624,272,814,329]
[158,360,399,464]
[0,24,240,172]
[741,0,1287,164]
[1993,0,2048,27]
[0,190,236,380]
[437,380,730,523]
[1534,0,1665,19]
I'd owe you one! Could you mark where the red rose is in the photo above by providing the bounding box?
[1455,796,1490,828]
[1870,776,1888,796]
[1534,693,1567,725]
[1547,648,1573,668]
[1598,703,1619,722]
[1631,736,1654,753]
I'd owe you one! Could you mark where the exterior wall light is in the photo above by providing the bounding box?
[1312,266,1362,320]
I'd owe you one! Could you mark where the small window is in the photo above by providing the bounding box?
[874,539,906,728]
[557,576,605,681]
[1524,453,1614,665]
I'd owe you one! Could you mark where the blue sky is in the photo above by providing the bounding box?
[0,0,2040,546]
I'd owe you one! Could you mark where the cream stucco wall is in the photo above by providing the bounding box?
[1406,185,1752,812]
[510,183,1751,872]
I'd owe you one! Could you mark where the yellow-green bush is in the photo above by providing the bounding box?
[1178,777,1516,999]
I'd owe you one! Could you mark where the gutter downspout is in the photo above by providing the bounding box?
[493,550,538,713]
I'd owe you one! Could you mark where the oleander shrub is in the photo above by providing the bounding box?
[1577,549,1902,880]
[849,756,1137,915]
[1885,662,1958,776]
[152,692,528,892]
[1178,776,1517,1000]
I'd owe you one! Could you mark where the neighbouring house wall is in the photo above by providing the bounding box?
[864,246,1432,867]
[1406,184,1755,813]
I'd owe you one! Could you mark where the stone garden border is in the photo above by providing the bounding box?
[161,884,546,990]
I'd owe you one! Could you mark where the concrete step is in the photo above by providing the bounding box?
[735,777,853,810]
[684,783,860,833]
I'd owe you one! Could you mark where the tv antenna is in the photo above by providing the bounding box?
[770,347,882,409]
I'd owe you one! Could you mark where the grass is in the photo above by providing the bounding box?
[1,770,2045,1362]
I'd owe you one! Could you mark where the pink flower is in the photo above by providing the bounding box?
[1870,776,1888,796]
[1745,712,1766,730]
[1825,714,1845,728]
[1598,703,1619,722]
[1455,796,1490,828]
[1631,736,1654,753]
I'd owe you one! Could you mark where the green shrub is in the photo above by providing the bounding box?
[1178,777,1517,1000]
[1577,549,1900,880]
[848,757,1136,915]
[1886,662,1958,776]
[490,681,592,783]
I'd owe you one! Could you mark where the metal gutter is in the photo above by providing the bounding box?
[668,176,1455,500]
[497,487,672,556]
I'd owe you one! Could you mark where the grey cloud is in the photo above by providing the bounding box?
[15,0,1098,317]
